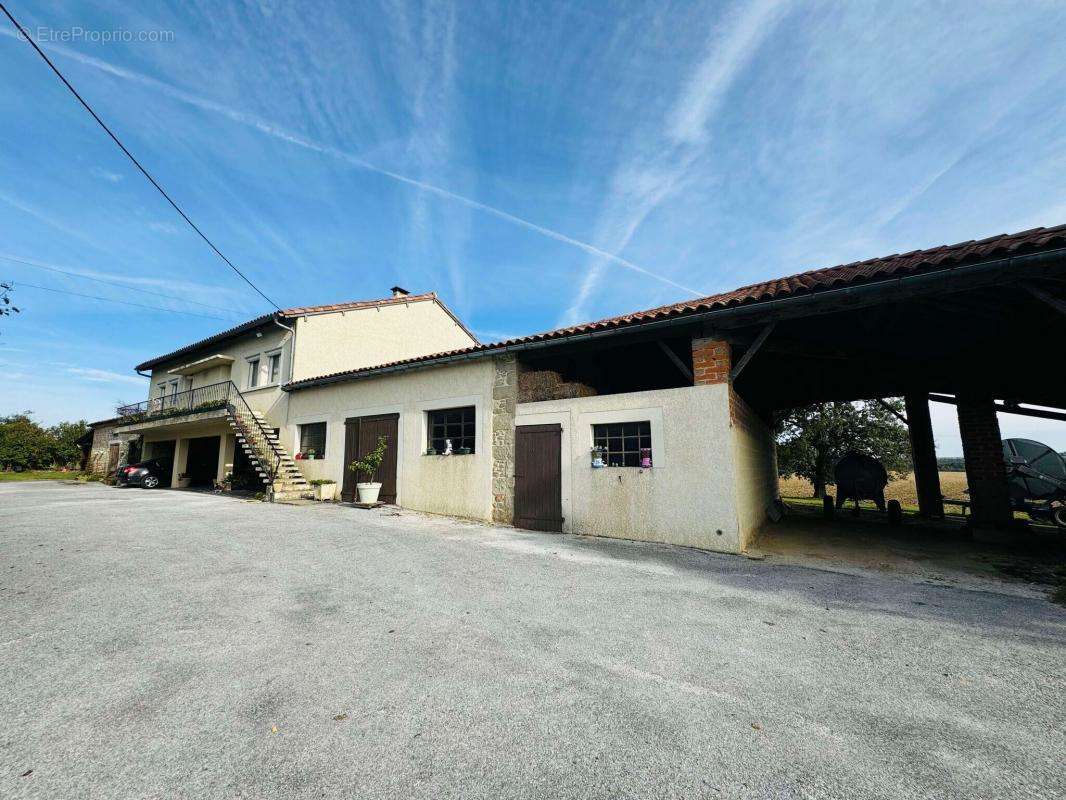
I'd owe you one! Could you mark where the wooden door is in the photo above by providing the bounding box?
[514,424,563,531]
[106,443,120,474]
[342,414,399,503]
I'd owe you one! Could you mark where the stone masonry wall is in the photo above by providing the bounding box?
[491,354,518,523]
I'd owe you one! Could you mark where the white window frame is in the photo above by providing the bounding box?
[246,356,261,389]
[266,349,282,385]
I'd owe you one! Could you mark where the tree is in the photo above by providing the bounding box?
[0,282,18,332]
[0,413,54,471]
[775,399,912,498]
[48,420,89,468]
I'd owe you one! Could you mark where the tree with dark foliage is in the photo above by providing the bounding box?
[776,399,912,498]
[0,413,89,470]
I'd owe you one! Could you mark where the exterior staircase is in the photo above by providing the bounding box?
[224,395,310,502]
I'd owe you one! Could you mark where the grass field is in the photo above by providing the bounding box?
[0,470,84,482]
[779,471,969,509]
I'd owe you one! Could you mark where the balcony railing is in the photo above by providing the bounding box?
[116,380,282,486]
[117,380,231,422]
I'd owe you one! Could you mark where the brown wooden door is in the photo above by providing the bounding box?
[106,443,120,474]
[342,414,399,503]
[514,424,563,531]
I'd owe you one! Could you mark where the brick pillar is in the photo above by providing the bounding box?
[904,394,943,518]
[491,354,517,523]
[956,395,1012,528]
[691,337,731,385]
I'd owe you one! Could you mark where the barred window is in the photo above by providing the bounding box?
[428,407,475,453]
[299,422,326,457]
[592,421,652,467]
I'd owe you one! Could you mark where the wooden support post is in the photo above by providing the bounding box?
[904,394,943,518]
[657,340,693,383]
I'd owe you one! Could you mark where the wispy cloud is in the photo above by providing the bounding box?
[0,251,249,316]
[66,366,146,386]
[0,26,701,299]
[147,221,180,235]
[90,166,124,183]
[563,0,791,324]
[0,190,102,248]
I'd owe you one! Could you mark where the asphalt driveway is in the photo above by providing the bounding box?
[2,482,1064,799]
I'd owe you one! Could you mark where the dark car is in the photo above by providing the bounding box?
[116,458,173,489]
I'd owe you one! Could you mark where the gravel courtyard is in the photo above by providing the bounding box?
[2,482,1064,800]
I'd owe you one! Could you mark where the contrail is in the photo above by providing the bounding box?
[0,27,707,298]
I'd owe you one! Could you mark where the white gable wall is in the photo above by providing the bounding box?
[291,299,476,382]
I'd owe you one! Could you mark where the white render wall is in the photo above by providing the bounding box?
[515,384,746,553]
[144,325,293,427]
[730,396,778,551]
[290,299,476,383]
[285,360,497,521]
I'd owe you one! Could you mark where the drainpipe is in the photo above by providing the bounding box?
[271,314,296,382]
[272,314,297,432]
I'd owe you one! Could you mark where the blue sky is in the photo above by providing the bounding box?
[1,0,1064,454]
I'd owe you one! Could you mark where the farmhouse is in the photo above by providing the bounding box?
[105,224,1066,554]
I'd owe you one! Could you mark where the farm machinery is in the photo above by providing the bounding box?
[1003,438,1066,529]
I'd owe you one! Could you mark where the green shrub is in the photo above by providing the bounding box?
[349,436,388,483]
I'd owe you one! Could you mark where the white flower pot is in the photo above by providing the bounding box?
[356,482,382,503]
[313,483,337,501]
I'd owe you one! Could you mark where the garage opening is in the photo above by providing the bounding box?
[185,436,220,488]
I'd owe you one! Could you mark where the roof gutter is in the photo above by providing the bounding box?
[283,246,1066,392]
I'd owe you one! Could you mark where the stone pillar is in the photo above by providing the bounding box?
[956,395,1012,528]
[691,337,731,385]
[491,354,517,523]
[904,394,943,518]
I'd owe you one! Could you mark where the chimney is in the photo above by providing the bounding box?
[390,285,410,299]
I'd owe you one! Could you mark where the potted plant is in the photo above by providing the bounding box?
[309,478,337,501]
[456,446,471,455]
[305,448,316,461]
[425,446,437,456]
[176,471,191,489]
[349,436,388,504]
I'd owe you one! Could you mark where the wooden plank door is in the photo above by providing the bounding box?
[106,443,120,474]
[513,424,563,531]
[342,414,399,503]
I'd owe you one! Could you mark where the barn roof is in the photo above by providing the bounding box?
[284,223,1066,390]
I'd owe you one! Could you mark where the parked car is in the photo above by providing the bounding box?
[116,458,173,489]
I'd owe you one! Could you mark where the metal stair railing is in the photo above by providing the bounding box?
[223,382,282,490]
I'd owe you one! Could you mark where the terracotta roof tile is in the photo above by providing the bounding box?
[285,223,1066,390]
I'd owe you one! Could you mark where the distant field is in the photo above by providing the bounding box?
[0,470,83,482]
[779,471,969,509]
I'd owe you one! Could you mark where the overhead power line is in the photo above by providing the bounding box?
[0,253,243,316]
[0,2,282,311]
[8,281,230,320]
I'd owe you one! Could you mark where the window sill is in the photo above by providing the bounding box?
[242,383,280,394]
[424,452,475,457]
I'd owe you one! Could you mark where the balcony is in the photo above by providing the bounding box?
[114,381,231,434]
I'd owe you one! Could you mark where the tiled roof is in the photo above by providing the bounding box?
[284,224,1066,390]
[281,292,436,316]
[134,292,474,372]
[134,312,276,372]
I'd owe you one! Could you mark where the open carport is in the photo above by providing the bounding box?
[712,226,1066,539]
